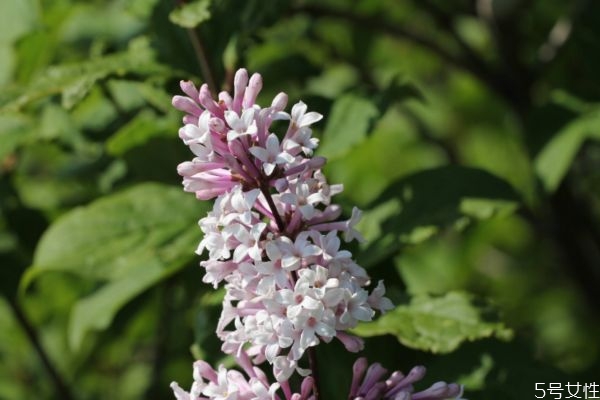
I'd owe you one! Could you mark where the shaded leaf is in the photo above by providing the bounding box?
[353,291,513,353]
[13,143,100,211]
[374,76,424,111]
[358,166,520,267]
[534,109,600,193]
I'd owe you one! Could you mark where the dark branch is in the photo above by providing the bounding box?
[8,297,75,400]
[293,5,523,114]
[174,0,218,94]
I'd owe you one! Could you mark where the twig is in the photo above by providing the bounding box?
[143,281,174,398]
[416,0,493,78]
[174,0,218,94]
[185,28,218,94]
[292,5,520,114]
[307,347,321,399]
[8,297,75,400]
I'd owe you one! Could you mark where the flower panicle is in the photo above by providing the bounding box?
[170,68,463,400]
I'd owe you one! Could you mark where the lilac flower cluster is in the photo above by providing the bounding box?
[170,68,464,400]
[349,358,463,400]
[171,354,316,400]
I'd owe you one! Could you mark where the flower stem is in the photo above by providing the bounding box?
[260,184,286,233]
[308,347,321,399]
[259,183,321,399]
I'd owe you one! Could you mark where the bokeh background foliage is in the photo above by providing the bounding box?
[1,0,599,398]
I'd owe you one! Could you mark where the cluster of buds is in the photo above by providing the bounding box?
[170,68,464,400]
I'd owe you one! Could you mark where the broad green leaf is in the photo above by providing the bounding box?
[358,166,520,267]
[317,79,421,160]
[352,291,513,353]
[20,183,208,349]
[318,94,379,159]
[534,109,600,193]
[324,108,446,207]
[169,0,212,29]
[68,225,200,350]
[22,183,207,285]
[1,37,169,111]
[106,109,179,156]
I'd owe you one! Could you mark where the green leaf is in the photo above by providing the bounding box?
[534,109,600,193]
[68,225,199,350]
[318,94,379,159]
[358,166,520,267]
[106,109,178,156]
[169,0,212,29]
[20,183,208,349]
[1,37,169,111]
[352,291,513,353]
[22,183,206,284]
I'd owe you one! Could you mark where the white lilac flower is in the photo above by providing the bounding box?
[170,357,314,400]
[249,133,295,176]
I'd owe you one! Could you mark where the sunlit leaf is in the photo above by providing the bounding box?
[353,291,513,353]
[1,37,169,111]
[318,94,379,159]
[20,183,207,349]
[169,0,212,29]
[534,109,600,193]
[106,109,179,156]
[22,183,206,284]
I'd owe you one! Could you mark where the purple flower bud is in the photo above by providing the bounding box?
[180,80,199,100]
[243,72,263,108]
[271,92,288,111]
[172,95,203,116]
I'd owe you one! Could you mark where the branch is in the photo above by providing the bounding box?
[293,5,522,113]
[143,281,174,398]
[8,297,75,400]
[415,0,493,78]
[185,28,218,94]
[174,0,218,94]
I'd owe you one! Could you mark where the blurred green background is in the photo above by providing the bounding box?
[1,0,599,398]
